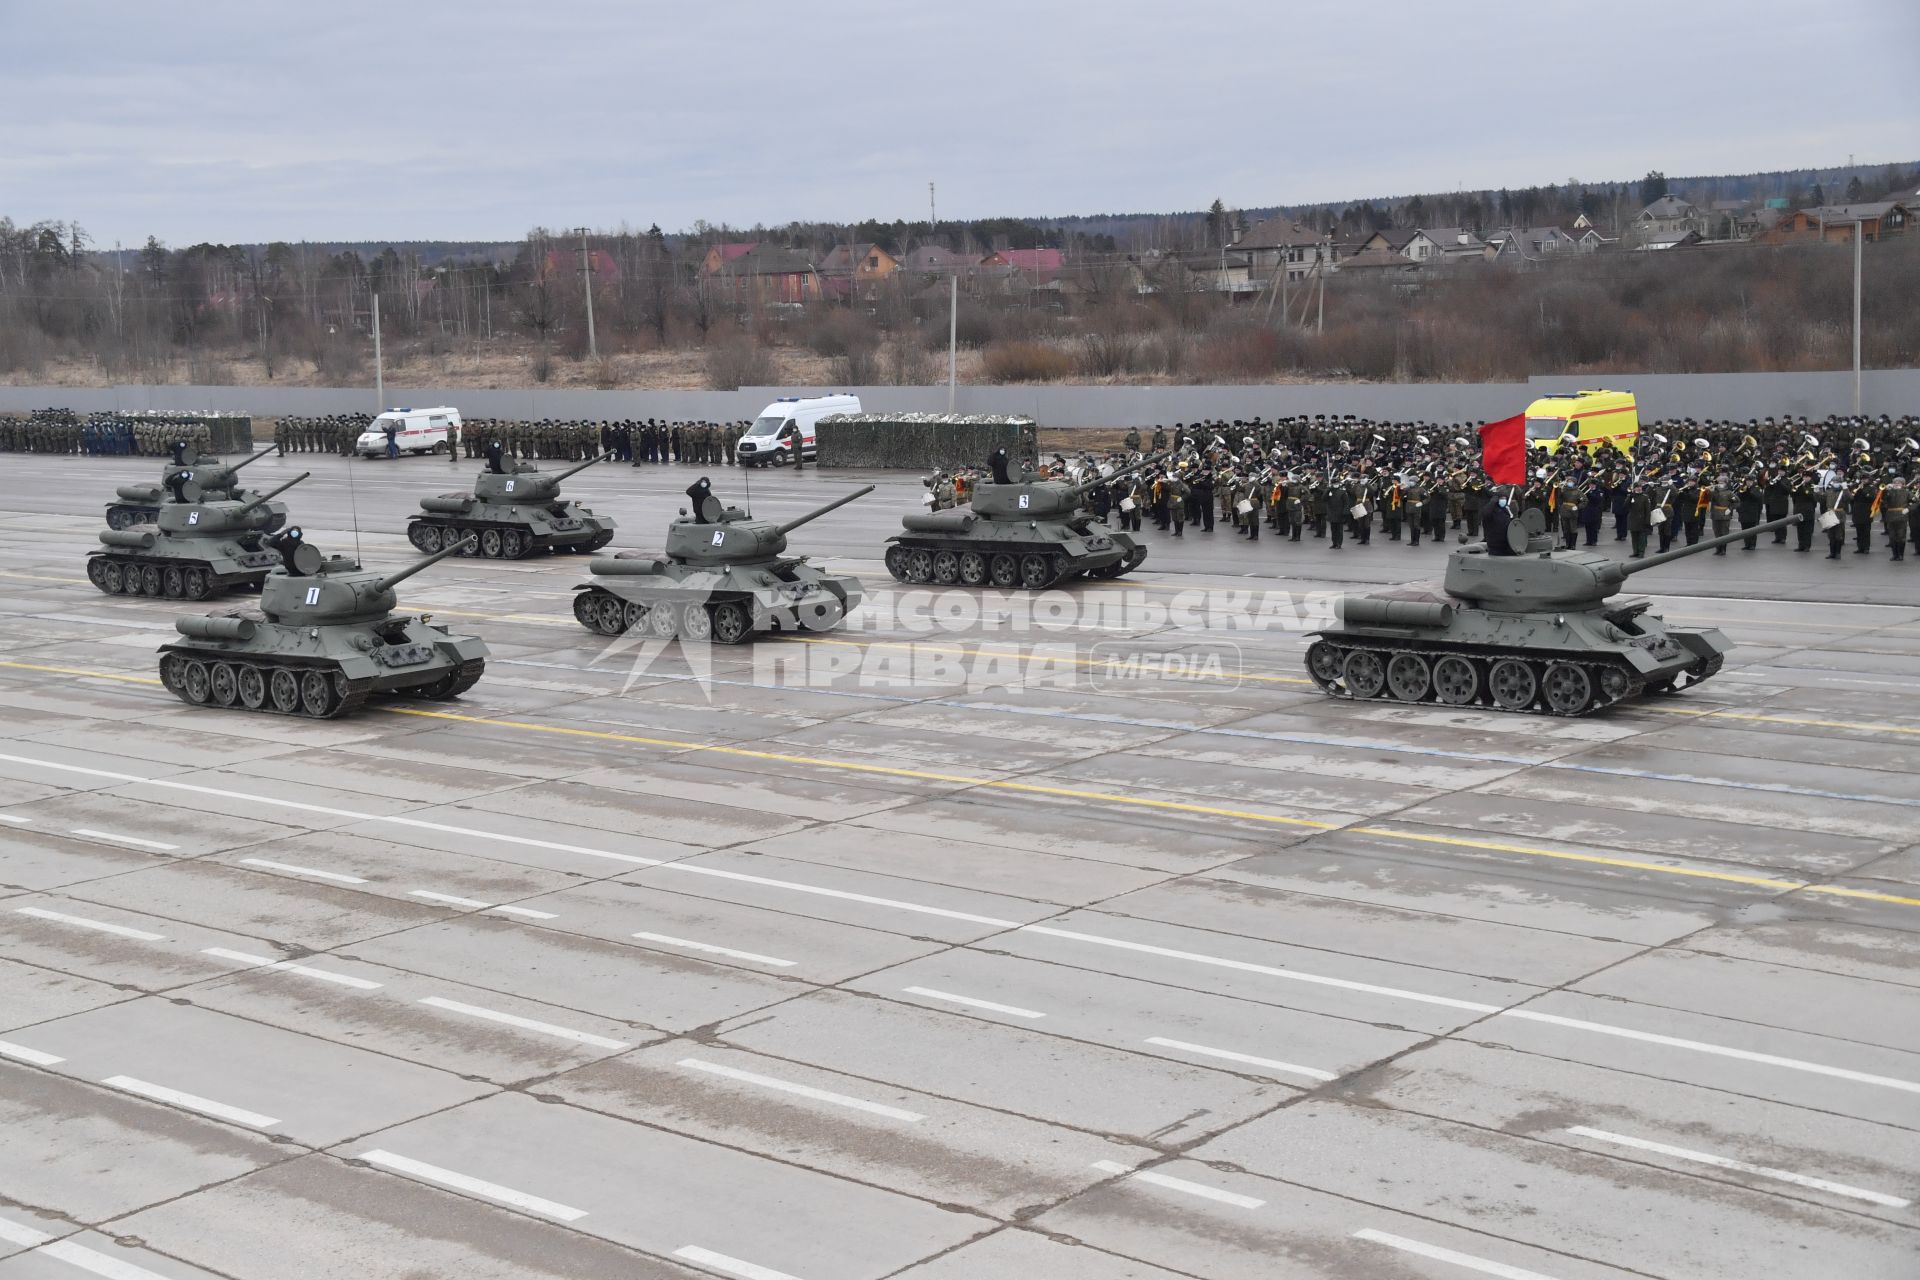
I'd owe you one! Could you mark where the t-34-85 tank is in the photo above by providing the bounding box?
[88,471,309,601]
[105,441,279,530]
[884,448,1169,589]
[1305,509,1802,716]
[406,442,615,558]
[573,477,872,644]
[158,528,488,718]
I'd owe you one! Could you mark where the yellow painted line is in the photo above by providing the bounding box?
[779,635,1316,686]
[2,656,1914,910]
[1637,703,1920,737]
[0,570,87,584]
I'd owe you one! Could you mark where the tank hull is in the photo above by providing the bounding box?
[86,538,282,601]
[158,614,488,718]
[406,498,615,559]
[1304,593,1728,716]
[572,559,864,644]
[883,516,1146,590]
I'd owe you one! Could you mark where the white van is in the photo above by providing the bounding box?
[735,394,862,467]
[357,407,462,458]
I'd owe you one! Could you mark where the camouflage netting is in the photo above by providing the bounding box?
[816,413,1039,470]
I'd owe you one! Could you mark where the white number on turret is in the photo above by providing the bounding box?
[304,587,321,605]
[504,479,516,493]
[187,511,199,525]
[711,531,725,546]
[1018,494,1030,509]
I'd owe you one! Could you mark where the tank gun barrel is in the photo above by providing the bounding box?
[226,448,272,472]
[774,484,875,536]
[550,452,614,483]
[236,472,309,512]
[374,535,476,593]
[1068,448,1176,498]
[1622,514,1801,574]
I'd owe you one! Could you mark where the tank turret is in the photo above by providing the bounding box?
[1304,510,1804,716]
[158,526,488,719]
[106,445,276,529]
[571,477,869,645]
[86,472,310,602]
[885,448,1170,589]
[408,448,615,559]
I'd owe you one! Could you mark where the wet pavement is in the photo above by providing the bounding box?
[0,451,1916,1279]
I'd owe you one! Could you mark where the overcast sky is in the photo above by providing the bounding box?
[3,0,1915,246]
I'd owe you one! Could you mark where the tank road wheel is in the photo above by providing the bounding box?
[1543,662,1593,715]
[622,600,648,631]
[988,554,1018,588]
[1432,654,1480,706]
[884,545,911,582]
[1342,648,1387,699]
[572,591,600,629]
[408,523,433,552]
[595,594,627,635]
[931,550,960,585]
[269,667,301,713]
[180,660,212,705]
[161,566,185,599]
[649,601,678,638]
[1116,544,1148,576]
[478,528,505,559]
[904,549,934,584]
[208,662,239,707]
[101,561,124,594]
[1597,665,1633,704]
[957,551,987,586]
[87,558,111,591]
[141,566,163,597]
[456,530,480,557]
[681,602,714,642]
[299,670,338,718]
[236,664,267,710]
[710,601,751,645]
[1305,641,1344,692]
[183,567,210,600]
[107,508,130,531]
[1489,658,1538,711]
[159,653,188,696]
[1019,553,1056,590]
[501,529,527,559]
[1386,652,1432,703]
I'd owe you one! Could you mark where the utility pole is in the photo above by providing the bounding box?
[929,182,936,239]
[579,227,598,360]
[372,293,384,412]
[947,274,958,413]
[1852,220,1863,415]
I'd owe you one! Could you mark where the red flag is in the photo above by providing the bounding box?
[1478,414,1527,485]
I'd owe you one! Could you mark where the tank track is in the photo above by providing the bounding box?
[105,504,160,530]
[406,516,613,560]
[158,651,484,719]
[883,539,1143,590]
[1300,635,1703,717]
[87,553,260,601]
[571,585,760,645]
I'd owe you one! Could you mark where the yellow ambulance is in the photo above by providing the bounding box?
[1523,389,1640,455]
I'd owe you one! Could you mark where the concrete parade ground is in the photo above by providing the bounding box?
[0,449,1916,1279]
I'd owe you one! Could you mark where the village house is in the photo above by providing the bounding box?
[703,243,820,303]
[1227,215,1329,283]
[1778,202,1911,242]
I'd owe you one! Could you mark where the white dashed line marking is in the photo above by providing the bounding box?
[632,931,796,967]
[415,997,629,1050]
[673,1245,801,1280]
[0,813,30,825]
[679,1058,925,1122]
[901,986,1045,1019]
[1566,1125,1912,1208]
[100,1075,278,1128]
[239,857,368,884]
[1352,1228,1559,1279]
[0,1039,63,1067]
[1144,1036,1337,1082]
[14,907,164,941]
[69,828,177,852]
[201,947,383,990]
[409,889,557,920]
[1090,1160,1265,1209]
[358,1149,588,1221]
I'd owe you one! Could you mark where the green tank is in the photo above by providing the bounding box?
[158,528,488,719]
[88,471,308,601]
[106,442,278,530]
[883,449,1169,589]
[1305,509,1802,716]
[572,477,872,644]
[407,442,615,558]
